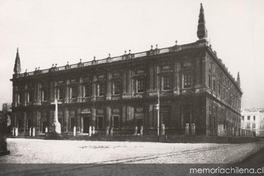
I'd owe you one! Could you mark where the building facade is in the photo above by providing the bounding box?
[10,4,242,137]
[241,108,264,137]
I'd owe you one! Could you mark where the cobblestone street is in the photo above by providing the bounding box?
[1,138,264,175]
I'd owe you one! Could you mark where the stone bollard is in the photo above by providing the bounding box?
[140,126,143,135]
[110,127,113,136]
[106,126,110,136]
[134,126,138,135]
[161,124,165,135]
[32,127,35,137]
[73,126,76,136]
[89,126,92,137]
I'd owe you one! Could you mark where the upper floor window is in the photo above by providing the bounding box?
[42,89,48,101]
[213,79,216,92]
[242,116,244,121]
[252,123,256,129]
[84,84,91,97]
[183,73,192,88]
[208,75,212,88]
[18,93,23,104]
[58,87,64,100]
[136,78,145,93]
[70,86,78,99]
[113,81,121,95]
[247,116,250,120]
[162,76,171,90]
[253,116,256,121]
[98,82,105,96]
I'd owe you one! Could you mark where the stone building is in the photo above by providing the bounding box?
[241,108,264,137]
[10,4,242,137]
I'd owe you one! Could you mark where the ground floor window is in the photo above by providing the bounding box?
[96,116,104,129]
[113,116,120,128]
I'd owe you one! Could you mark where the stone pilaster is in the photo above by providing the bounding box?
[106,106,111,127]
[64,109,69,133]
[76,109,81,133]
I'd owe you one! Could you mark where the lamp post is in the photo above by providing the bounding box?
[51,98,62,134]
[156,90,160,141]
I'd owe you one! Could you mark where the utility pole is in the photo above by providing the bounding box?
[156,90,160,141]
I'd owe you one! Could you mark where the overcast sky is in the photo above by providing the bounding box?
[0,0,264,110]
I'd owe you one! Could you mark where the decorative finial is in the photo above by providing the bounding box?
[151,45,153,50]
[55,63,57,67]
[124,50,127,54]
[52,64,54,67]
[237,72,241,87]
[197,3,208,39]
[25,69,27,73]
[175,40,178,45]
[80,59,82,62]
[13,47,21,74]
[67,61,69,65]
[94,56,96,60]
[38,67,40,70]
[129,50,131,54]
[108,53,111,57]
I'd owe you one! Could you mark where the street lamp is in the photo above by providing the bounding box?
[155,90,160,140]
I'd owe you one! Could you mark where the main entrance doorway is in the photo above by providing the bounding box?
[83,115,90,133]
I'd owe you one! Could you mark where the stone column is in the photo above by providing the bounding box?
[106,73,111,100]
[106,107,111,128]
[91,107,96,128]
[23,112,27,134]
[127,70,132,94]
[78,78,83,102]
[122,71,127,93]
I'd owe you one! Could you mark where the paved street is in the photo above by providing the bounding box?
[1,138,264,175]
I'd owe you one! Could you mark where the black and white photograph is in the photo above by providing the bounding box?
[1,0,264,175]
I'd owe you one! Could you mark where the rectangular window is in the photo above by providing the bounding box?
[247,116,250,120]
[113,81,121,95]
[98,82,105,96]
[163,76,170,90]
[29,92,33,102]
[183,73,192,88]
[71,86,78,99]
[208,75,211,88]
[84,85,91,97]
[213,79,216,91]
[96,116,104,129]
[137,78,144,93]
[71,117,75,129]
[18,93,22,104]
[42,89,48,101]
[242,116,244,121]
[113,116,120,128]
[252,123,256,129]
[58,87,64,100]
[253,116,256,121]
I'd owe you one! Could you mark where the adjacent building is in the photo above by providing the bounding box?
[241,108,264,137]
[10,4,242,137]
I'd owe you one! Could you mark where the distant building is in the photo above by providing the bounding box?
[10,4,242,137]
[241,108,264,137]
[2,103,12,134]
